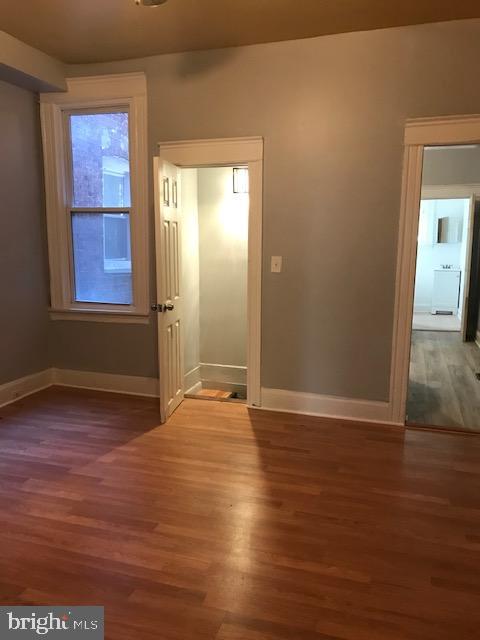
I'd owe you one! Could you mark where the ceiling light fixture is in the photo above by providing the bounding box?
[134,0,169,6]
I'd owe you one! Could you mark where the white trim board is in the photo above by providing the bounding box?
[0,369,54,409]
[1,369,399,427]
[185,364,247,396]
[52,372,392,425]
[185,382,203,396]
[0,369,160,409]
[185,364,246,387]
[261,388,398,426]
[40,74,147,104]
[40,72,150,323]
[158,137,263,166]
[49,310,150,324]
[413,304,432,313]
[184,366,201,393]
[404,114,480,145]
[52,369,159,397]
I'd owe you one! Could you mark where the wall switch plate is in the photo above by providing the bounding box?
[271,256,282,273]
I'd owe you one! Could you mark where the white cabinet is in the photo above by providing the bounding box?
[431,269,461,314]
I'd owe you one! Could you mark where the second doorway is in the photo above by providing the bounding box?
[182,166,249,403]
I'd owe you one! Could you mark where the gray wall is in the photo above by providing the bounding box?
[198,167,248,367]
[0,80,50,384]
[0,30,66,93]
[423,146,480,185]
[64,18,480,401]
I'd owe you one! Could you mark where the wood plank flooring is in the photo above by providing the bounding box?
[407,330,480,431]
[198,388,233,399]
[185,389,246,404]
[186,389,234,400]
[1,387,480,638]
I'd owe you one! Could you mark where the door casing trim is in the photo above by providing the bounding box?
[391,114,480,424]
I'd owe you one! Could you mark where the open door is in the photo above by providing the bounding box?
[153,158,184,423]
[465,199,480,342]
[461,195,476,341]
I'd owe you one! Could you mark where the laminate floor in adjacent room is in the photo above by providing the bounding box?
[412,312,461,332]
[407,330,480,431]
[2,387,480,639]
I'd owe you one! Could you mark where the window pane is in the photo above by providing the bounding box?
[104,215,130,260]
[70,112,131,208]
[71,213,133,305]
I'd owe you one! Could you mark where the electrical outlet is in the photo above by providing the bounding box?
[271,256,282,273]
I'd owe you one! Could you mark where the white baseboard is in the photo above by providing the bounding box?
[184,366,201,393]
[413,305,432,313]
[2,369,399,428]
[185,363,247,395]
[52,368,159,398]
[413,303,432,315]
[200,381,247,395]
[199,362,247,395]
[0,368,159,409]
[260,387,397,425]
[0,369,54,408]
[185,381,203,395]
[200,363,246,385]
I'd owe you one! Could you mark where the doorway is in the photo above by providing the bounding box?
[406,146,480,431]
[153,138,263,423]
[392,129,480,431]
[411,193,471,336]
[182,166,249,403]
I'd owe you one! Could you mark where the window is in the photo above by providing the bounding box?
[68,111,133,305]
[71,212,132,303]
[40,74,148,322]
[69,111,131,209]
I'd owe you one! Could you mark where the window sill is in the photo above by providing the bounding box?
[49,309,150,324]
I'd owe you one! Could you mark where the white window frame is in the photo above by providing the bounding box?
[40,73,149,323]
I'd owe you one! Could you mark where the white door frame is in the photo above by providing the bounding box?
[390,114,480,425]
[157,137,264,409]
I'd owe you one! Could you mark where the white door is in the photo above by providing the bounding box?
[153,158,184,422]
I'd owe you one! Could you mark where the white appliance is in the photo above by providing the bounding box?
[431,269,461,314]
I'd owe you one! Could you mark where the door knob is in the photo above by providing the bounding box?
[151,302,174,313]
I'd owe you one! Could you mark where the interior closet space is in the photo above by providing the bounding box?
[181,166,249,402]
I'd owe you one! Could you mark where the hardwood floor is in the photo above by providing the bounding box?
[197,388,233,399]
[1,387,480,639]
[407,330,480,431]
[185,389,246,404]
[185,389,235,401]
